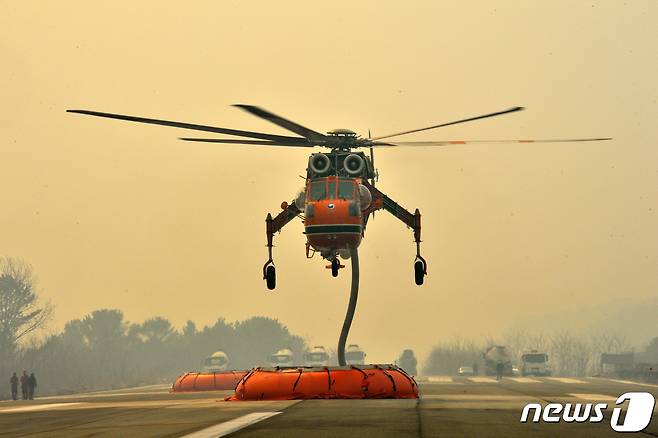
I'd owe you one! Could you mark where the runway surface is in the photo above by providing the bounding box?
[1,376,657,437]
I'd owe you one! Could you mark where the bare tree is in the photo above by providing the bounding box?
[0,258,52,357]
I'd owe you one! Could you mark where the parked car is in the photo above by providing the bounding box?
[458,366,475,376]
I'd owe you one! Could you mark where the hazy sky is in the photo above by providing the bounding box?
[1,1,656,363]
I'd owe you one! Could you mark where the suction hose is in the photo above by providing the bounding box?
[337,247,359,366]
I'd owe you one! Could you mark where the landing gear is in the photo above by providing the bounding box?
[264,260,276,290]
[414,257,426,285]
[331,258,339,277]
[263,235,277,290]
[414,240,427,286]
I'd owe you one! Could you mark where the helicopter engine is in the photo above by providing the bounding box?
[344,154,365,176]
[309,153,331,176]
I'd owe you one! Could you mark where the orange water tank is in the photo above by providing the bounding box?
[227,365,418,400]
[172,371,247,392]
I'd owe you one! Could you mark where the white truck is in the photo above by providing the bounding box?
[345,344,366,365]
[521,350,551,376]
[202,351,229,372]
[270,348,295,367]
[304,346,330,367]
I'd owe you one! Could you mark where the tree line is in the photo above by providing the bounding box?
[0,258,306,399]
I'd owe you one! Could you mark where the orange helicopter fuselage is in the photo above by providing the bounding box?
[304,176,362,255]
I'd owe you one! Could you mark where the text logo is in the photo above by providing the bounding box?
[520,392,655,433]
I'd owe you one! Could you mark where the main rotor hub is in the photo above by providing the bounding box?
[327,128,357,137]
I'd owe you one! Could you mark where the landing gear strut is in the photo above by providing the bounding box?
[331,258,339,277]
[262,203,303,291]
[411,208,427,285]
[361,181,428,286]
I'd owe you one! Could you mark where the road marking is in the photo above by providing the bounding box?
[182,411,282,438]
[569,393,617,401]
[38,390,171,400]
[508,377,540,383]
[423,394,533,400]
[592,378,658,389]
[547,377,586,384]
[0,402,83,413]
[467,377,497,383]
[427,376,453,383]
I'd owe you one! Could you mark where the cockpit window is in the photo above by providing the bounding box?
[310,181,326,200]
[309,179,354,201]
[337,181,355,199]
[327,181,336,199]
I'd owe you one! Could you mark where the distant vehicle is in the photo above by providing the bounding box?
[270,348,295,367]
[304,346,330,367]
[202,351,229,372]
[512,365,521,376]
[521,351,551,376]
[483,346,512,376]
[458,366,474,376]
[398,349,418,375]
[345,344,366,365]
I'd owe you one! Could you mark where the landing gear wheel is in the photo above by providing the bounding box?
[414,259,425,286]
[265,265,276,290]
[331,259,339,277]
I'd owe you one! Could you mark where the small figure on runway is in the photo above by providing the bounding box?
[27,373,37,400]
[10,372,18,400]
[496,361,504,381]
[20,371,28,400]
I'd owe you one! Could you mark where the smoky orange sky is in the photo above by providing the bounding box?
[1,1,656,363]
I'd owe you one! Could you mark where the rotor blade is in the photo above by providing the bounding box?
[67,109,306,142]
[233,104,328,141]
[370,137,612,147]
[179,137,314,147]
[371,107,525,141]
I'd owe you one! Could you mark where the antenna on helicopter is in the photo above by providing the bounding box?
[369,129,377,219]
[368,129,376,187]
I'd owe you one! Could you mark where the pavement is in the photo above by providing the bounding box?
[1,376,657,437]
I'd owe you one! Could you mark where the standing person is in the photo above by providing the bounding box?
[10,373,19,401]
[20,371,28,400]
[27,373,37,400]
[496,361,504,381]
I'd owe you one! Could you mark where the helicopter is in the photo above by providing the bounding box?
[67,105,611,290]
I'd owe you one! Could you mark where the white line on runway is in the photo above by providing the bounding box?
[37,390,171,400]
[547,377,586,384]
[508,377,540,383]
[182,412,282,438]
[0,402,83,413]
[422,394,535,400]
[467,377,497,383]
[592,377,658,389]
[427,376,453,383]
[569,393,617,401]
